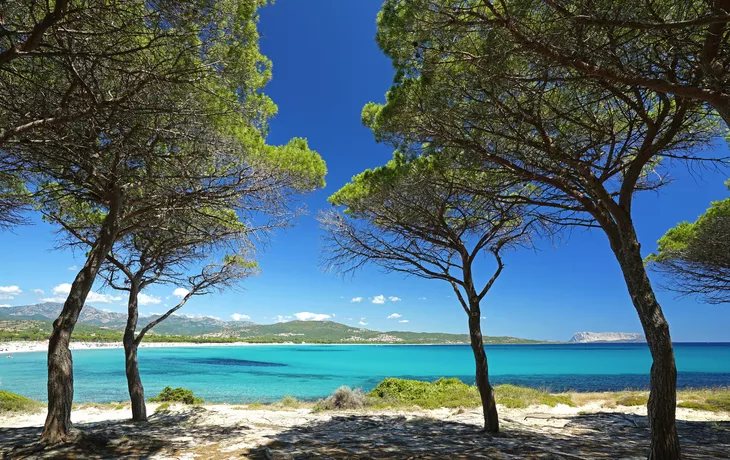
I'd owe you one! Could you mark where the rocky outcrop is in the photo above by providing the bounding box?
[569,332,646,343]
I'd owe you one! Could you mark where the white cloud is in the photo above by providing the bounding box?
[388,296,401,302]
[0,286,22,300]
[358,320,368,326]
[372,295,386,304]
[387,313,402,319]
[274,315,293,323]
[350,297,363,303]
[67,265,78,271]
[138,293,162,306]
[231,313,251,321]
[32,289,44,296]
[42,283,121,304]
[0,304,10,308]
[481,316,487,319]
[399,320,409,323]
[293,312,331,321]
[418,297,426,300]
[173,287,190,299]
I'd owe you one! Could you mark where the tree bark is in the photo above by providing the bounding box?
[610,224,680,460]
[714,103,730,131]
[468,303,499,433]
[124,282,147,422]
[41,199,121,445]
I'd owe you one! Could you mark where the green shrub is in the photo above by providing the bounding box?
[706,394,730,412]
[0,390,43,413]
[616,395,649,407]
[279,395,300,408]
[495,384,575,408]
[149,386,203,405]
[155,402,171,413]
[678,401,714,411]
[314,386,368,411]
[367,377,481,409]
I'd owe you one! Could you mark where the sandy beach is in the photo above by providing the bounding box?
[1,402,728,459]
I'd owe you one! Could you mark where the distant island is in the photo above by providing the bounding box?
[569,332,646,343]
[0,303,542,345]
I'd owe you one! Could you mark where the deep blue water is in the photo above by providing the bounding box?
[1,343,729,403]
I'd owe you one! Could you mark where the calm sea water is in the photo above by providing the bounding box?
[1,343,729,403]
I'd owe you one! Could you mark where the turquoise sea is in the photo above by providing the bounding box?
[1,343,729,403]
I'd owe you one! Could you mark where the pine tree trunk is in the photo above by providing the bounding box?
[41,204,120,445]
[468,305,499,433]
[611,226,680,460]
[124,283,147,422]
[715,103,730,131]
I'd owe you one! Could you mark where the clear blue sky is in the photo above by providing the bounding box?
[1,1,729,342]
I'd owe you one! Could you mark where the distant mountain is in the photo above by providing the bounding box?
[0,303,541,344]
[569,332,646,343]
[0,303,247,336]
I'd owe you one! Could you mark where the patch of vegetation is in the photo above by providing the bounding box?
[495,384,575,408]
[149,386,203,405]
[314,386,369,411]
[367,378,481,409]
[0,390,43,413]
[677,388,730,412]
[678,401,715,411]
[278,395,301,408]
[154,402,171,413]
[616,395,649,407]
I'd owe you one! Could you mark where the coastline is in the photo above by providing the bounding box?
[0,340,308,354]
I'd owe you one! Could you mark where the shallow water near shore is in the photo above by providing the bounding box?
[1,343,729,403]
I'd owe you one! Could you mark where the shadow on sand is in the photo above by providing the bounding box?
[1,409,728,459]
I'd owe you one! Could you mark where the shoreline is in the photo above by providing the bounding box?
[2,340,728,355]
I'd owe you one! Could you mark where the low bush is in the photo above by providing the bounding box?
[0,390,43,413]
[154,402,171,413]
[279,395,300,408]
[313,386,368,411]
[678,401,714,411]
[616,395,649,407]
[367,377,481,409]
[495,384,575,408]
[149,386,203,405]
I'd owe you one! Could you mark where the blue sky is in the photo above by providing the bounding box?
[1,1,729,342]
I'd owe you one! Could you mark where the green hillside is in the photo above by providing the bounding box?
[0,319,542,345]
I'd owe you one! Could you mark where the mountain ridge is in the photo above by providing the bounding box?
[0,303,541,344]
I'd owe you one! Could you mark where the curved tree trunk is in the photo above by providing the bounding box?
[611,225,680,460]
[468,305,499,433]
[124,282,147,422]
[41,201,120,445]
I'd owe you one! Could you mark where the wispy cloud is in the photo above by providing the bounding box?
[274,315,293,323]
[387,313,402,319]
[67,265,78,271]
[32,289,44,296]
[231,313,251,321]
[350,297,363,303]
[42,283,121,304]
[138,293,161,306]
[0,304,11,308]
[172,287,190,299]
[0,286,22,300]
[358,317,368,326]
[418,297,426,300]
[388,296,401,302]
[399,320,409,323]
[371,295,386,304]
[293,312,331,321]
